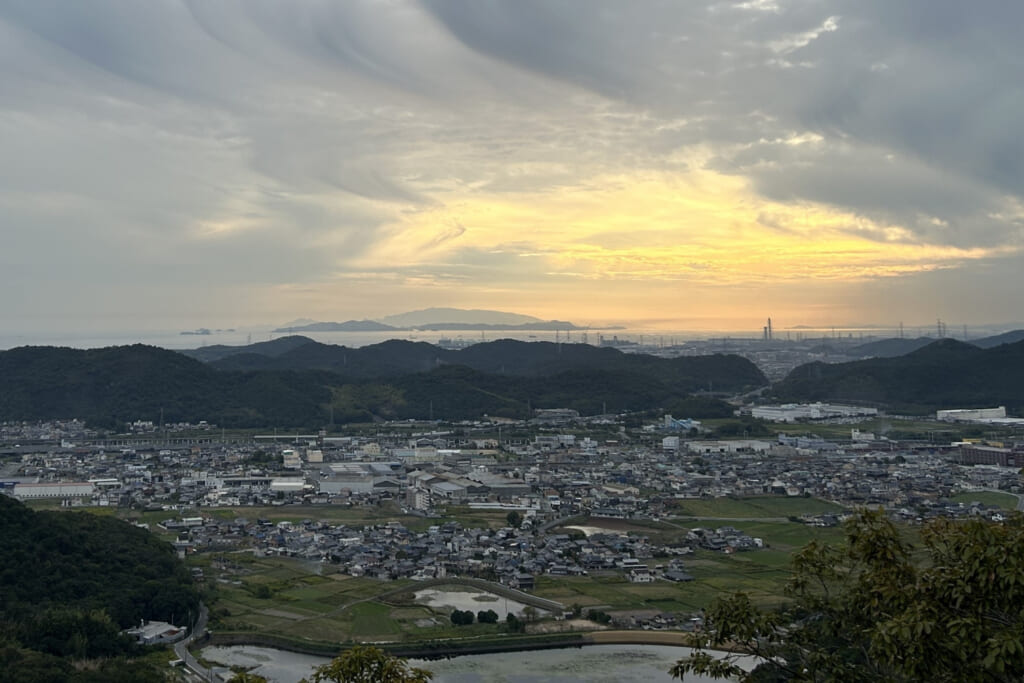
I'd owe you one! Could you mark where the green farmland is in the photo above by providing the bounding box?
[192,497,853,647]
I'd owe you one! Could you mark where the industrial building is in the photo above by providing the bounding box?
[13,482,95,499]
[937,407,1006,422]
[752,403,878,423]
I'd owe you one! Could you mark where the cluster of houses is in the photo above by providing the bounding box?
[3,418,1022,532]
[161,511,722,586]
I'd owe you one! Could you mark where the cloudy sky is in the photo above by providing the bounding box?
[2,0,1022,334]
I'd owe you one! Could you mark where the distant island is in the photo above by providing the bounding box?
[180,328,235,335]
[273,307,586,333]
[275,320,399,333]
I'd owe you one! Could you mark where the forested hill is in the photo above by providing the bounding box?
[0,344,336,429]
[0,342,766,427]
[773,338,1024,413]
[0,495,199,680]
[844,329,1024,358]
[185,336,766,385]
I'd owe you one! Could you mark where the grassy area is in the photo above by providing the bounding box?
[669,496,844,519]
[949,491,1019,510]
[769,417,1018,441]
[435,505,518,530]
[201,554,520,644]
[532,545,808,614]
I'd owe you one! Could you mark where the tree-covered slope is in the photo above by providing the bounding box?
[0,345,334,429]
[774,338,1024,413]
[0,343,765,426]
[0,496,199,680]
[182,335,318,363]
[845,336,937,358]
[0,496,200,632]
[200,337,768,388]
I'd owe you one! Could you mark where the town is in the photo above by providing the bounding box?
[3,404,1021,590]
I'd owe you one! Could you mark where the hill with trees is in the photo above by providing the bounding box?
[186,337,767,387]
[0,496,200,681]
[0,342,764,427]
[0,344,335,429]
[844,329,1024,358]
[772,338,1024,413]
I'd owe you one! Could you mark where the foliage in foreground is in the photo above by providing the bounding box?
[672,510,1024,682]
[302,644,432,682]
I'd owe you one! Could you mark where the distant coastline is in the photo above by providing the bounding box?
[272,320,602,333]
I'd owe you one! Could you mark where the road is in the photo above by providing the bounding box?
[174,603,214,681]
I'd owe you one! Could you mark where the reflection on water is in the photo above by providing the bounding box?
[201,644,750,683]
[200,645,324,683]
[409,645,742,682]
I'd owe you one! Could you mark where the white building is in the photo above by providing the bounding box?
[281,449,302,469]
[269,478,306,494]
[125,620,187,645]
[687,440,772,454]
[752,403,878,423]
[13,482,94,499]
[937,407,1006,422]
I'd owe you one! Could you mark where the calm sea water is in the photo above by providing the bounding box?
[0,325,908,351]
[200,643,752,683]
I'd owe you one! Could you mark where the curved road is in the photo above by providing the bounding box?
[174,603,214,681]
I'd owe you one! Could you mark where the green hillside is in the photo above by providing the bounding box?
[0,343,765,427]
[774,338,1024,413]
[0,496,199,680]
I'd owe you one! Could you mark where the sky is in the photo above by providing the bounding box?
[2,0,1022,334]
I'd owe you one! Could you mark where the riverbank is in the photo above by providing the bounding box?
[198,627,704,661]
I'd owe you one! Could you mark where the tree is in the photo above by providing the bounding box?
[304,645,431,683]
[227,673,268,683]
[671,510,1024,682]
[506,613,525,633]
[477,609,499,624]
[506,510,522,528]
[450,609,474,626]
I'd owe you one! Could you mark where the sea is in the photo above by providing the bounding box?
[0,324,913,352]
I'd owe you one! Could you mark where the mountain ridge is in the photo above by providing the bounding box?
[774,338,1024,413]
[1,341,767,427]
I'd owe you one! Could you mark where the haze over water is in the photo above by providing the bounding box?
[1,324,993,352]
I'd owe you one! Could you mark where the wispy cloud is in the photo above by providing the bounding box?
[0,0,1021,331]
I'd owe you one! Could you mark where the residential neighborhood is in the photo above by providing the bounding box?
[3,409,1020,593]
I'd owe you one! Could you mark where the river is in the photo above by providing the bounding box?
[199,643,750,682]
